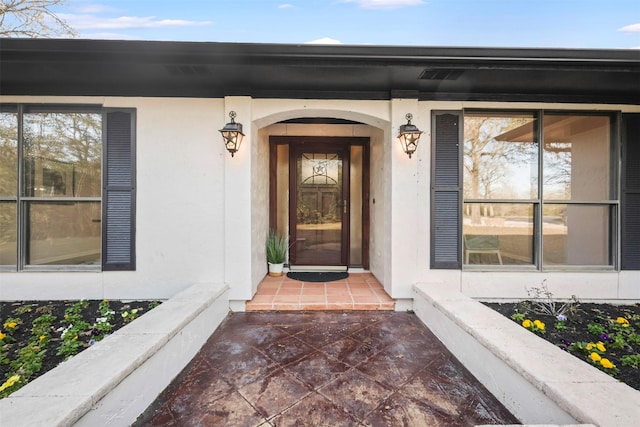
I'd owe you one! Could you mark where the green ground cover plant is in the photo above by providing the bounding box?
[0,299,161,398]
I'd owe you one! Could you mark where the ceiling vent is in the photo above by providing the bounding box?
[419,68,464,81]
[165,65,211,76]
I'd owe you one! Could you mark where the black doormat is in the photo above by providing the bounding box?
[286,271,349,282]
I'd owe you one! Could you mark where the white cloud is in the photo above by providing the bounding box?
[342,0,424,9]
[619,23,640,33]
[81,32,140,40]
[73,4,118,14]
[60,14,212,30]
[306,37,343,44]
[278,3,294,8]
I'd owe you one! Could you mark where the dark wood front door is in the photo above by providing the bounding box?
[290,143,349,266]
[270,136,370,269]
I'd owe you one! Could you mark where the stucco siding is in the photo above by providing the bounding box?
[1,96,639,302]
[0,97,226,300]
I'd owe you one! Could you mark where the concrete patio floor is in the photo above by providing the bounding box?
[133,311,519,426]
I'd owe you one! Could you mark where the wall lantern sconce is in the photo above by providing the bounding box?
[219,111,245,157]
[397,113,423,159]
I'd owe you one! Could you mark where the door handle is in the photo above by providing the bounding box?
[344,199,347,214]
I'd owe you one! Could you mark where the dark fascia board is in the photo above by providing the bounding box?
[1,38,639,103]
[3,38,639,65]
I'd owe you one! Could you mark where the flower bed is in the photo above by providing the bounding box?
[484,300,640,392]
[0,300,161,398]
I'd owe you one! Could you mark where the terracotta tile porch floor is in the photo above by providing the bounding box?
[246,273,395,311]
[134,311,519,426]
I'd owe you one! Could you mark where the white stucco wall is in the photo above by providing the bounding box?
[0,96,227,300]
[1,96,639,303]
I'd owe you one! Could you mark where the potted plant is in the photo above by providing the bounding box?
[266,229,288,276]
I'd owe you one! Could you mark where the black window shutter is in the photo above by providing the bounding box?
[103,109,136,271]
[431,111,462,269]
[622,114,640,270]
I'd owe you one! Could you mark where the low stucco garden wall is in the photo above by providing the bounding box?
[413,282,640,427]
[0,282,229,426]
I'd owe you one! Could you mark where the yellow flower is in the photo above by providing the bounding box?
[0,332,6,341]
[600,358,615,369]
[39,335,46,342]
[596,342,606,352]
[522,319,532,328]
[589,352,602,362]
[616,317,630,327]
[3,322,17,329]
[533,320,545,331]
[122,312,129,318]
[586,343,595,350]
[0,375,20,393]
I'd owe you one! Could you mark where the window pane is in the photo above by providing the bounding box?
[0,111,18,197]
[350,145,363,266]
[0,202,17,266]
[464,113,538,200]
[463,203,534,265]
[276,144,289,236]
[26,202,101,266]
[23,113,102,198]
[543,204,611,266]
[543,115,611,201]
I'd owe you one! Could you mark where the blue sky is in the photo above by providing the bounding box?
[56,0,640,49]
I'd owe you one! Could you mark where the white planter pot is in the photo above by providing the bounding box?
[268,262,284,277]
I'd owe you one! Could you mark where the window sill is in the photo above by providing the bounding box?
[20,266,102,273]
[462,265,618,273]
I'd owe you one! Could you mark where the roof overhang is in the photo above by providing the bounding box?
[1,39,639,104]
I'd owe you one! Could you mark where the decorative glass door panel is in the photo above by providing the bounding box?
[293,150,347,266]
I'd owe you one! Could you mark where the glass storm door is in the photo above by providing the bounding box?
[290,146,349,266]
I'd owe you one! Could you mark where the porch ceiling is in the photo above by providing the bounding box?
[1,39,639,104]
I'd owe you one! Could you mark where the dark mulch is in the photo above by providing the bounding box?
[1,300,160,391]
[483,301,640,391]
